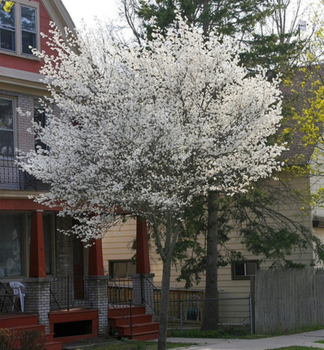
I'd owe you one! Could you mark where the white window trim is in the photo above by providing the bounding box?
[0,0,40,59]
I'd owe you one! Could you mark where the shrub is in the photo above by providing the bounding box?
[18,329,47,350]
[0,329,15,350]
[0,328,47,350]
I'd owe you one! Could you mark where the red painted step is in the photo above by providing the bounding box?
[0,314,62,350]
[108,306,159,340]
[9,324,46,334]
[0,314,38,328]
[116,321,159,337]
[109,313,153,327]
[109,306,146,318]
[131,330,161,341]
[42,341,63,350]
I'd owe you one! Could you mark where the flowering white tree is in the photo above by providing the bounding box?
[20,18,284,350]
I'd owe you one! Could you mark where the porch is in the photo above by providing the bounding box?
[0,205,156,343]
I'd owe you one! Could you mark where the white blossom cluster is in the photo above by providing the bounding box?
[20,18,284,241]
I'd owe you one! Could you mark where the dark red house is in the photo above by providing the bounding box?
[0,1,109,347]
[0,1,158,347]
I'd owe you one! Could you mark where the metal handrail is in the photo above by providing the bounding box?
[140,273,160,318]
[50,275,87,311]
[107,275,133,335]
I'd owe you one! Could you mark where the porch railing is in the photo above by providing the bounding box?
[114,275,252,333]
[156,296,252,333]
[140,274,160,319]
[50,275,88,311]
[107,276,133,336]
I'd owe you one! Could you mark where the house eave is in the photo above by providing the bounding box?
[0,67,48,95]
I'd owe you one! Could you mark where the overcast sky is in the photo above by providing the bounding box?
[62,0,120,28]
[61,0,317,34]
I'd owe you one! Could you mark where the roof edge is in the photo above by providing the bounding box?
[41,0,76,34]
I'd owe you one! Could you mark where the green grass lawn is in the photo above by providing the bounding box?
[168,324,324,340]
[64,340,195,350]
[266,347,324,350]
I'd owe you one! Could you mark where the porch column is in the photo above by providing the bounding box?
[136,217,150,274]
[29,210,46,278]
[26,210,50,332]
[132,218,155,315]
[86,239,108,336]
[88,238,104,276]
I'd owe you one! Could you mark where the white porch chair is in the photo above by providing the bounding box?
[9,281,25,312]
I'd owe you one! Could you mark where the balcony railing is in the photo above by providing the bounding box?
[0,156,48,191]
[0,156,21,190]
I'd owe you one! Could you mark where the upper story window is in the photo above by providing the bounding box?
[0,0,39,56]
[21,6,36,54]
[0,3,15,51]
[0,97,14,158]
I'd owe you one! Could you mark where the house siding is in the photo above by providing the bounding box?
[0,0,54,74]
[103,175,315,297]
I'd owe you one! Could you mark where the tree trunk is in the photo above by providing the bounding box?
[201,190,219,330]
[202,0,210,36]
[157,255,172,350]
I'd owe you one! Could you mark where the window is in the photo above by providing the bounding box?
[0,211,55,277]
[0,3,15,51]
[109,260,136,279]
[232,260,258,280]
[0,97,14,158]
[21,6,36,54]
[0,1,39,56]
[0,213,24,276]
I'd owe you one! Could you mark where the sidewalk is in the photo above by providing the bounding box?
[168,329,324,350]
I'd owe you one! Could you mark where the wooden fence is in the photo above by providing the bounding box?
[255,268,324,334]
[108,282,250,329]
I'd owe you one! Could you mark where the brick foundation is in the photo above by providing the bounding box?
[24,277,51,332]
[85,275,108,337]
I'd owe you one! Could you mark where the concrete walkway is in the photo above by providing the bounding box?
[168,329,324,350]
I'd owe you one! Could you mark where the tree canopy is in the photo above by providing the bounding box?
[21,18,284,349]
